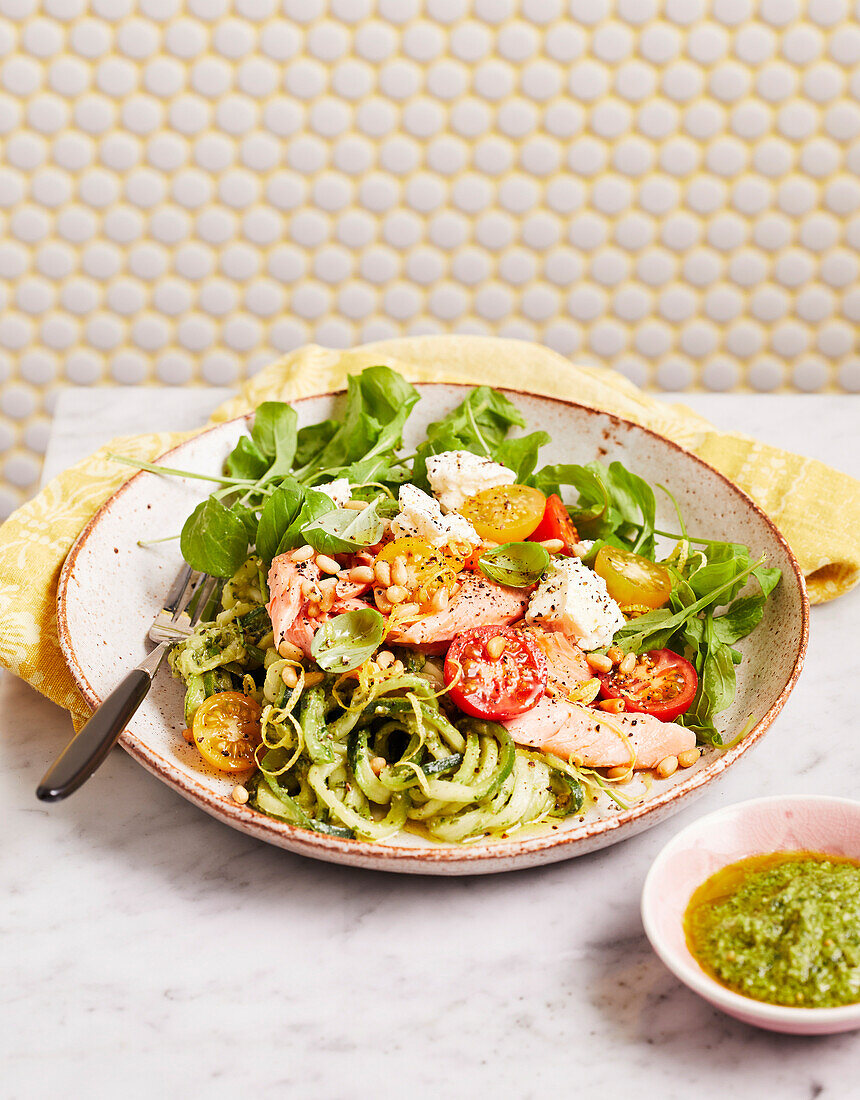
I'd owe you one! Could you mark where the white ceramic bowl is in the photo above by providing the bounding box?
[58,385,808,874]
[642,795,860,1034]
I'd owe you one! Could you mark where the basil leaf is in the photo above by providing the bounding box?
[479,542,550,587]
[311,608,385,672]
[256,481,305,563]
[303,499,385,555]
[224,435,268,481]
[181,497,249,577]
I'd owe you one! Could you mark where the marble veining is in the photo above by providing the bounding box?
[1,391,858,1098]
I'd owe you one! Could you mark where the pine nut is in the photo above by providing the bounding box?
[678,748,700,768]
[416,585,429,604]
[571,542,589,558]
[390,660,405,676]
[619,652,637,675]
[281,664,299,688]
[385,584,406,604]
[349,565,375,584]
[319,578,337,613]
[374,560,391,587]
[306,602,319,618]
[231,784,249,804]
[656,755,678,779]
[586,652,613,673]
[301,578,321,601]
[376,650,395,668]
[375,591,393,614]
[292,544,314,562]
[182,727,194,743]
[606,765,629,779]
[606,647,624,664]
[344,500,367,510]
[430,587,448,612]
[599,698,626,713]
[391,557,408,587]
[486,635,506,660]
[304,670,324,687]
[316,553,340,575]
[399,602,421,617]
[540,538,565,553]
[278,639,304,661]
[370,756,387,776]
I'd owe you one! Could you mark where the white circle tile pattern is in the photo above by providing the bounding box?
[0,9,856,514]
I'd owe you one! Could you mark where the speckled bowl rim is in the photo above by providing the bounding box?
[57,384,809,869]
[641,795,860,1030]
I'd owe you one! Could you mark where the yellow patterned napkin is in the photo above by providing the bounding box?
[1,335,858,723]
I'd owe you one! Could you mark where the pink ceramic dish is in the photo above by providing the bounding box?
[57,385,808,875]
[642,795,860,1034]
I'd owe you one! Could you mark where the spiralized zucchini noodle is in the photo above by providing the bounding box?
[170,555,596,843]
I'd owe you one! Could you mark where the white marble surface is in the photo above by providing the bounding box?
[2,389,859,1099]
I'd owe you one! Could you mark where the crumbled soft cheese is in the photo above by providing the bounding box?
[392,483,479,548]
[317,478,351,507]
[525,558,625,651]
[425,450,516,512]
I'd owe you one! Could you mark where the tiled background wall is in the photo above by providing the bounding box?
[1,0,860,515]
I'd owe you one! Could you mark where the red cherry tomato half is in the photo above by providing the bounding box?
[529,494,579,554]
[597,648,698,722]
[444,625,547,721]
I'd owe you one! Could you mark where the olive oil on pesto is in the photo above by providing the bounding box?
[684,851,860,1009]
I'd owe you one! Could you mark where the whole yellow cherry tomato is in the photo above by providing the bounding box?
[460,485,547,543]
[192,691,262,772]
[593,545,673,609]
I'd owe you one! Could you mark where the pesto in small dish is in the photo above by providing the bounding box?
[685,852,860,1009]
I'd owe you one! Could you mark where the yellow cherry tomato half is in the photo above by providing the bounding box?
[192,691,262,773]
[593,545,673,609]
[460,484,547,543]
[377,536,465,581]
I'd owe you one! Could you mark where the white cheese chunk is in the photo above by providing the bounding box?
[317,478,351,507]
[425,450,516,512]
[526,558,625,651]
[392,483,479,548]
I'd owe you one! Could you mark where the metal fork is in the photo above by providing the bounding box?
[36,564,217,802]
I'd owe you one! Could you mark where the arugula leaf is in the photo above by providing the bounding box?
[276,488,335,556]
[425,387,525,455]
[255,481,305,563]
[310,367,420,473]
[311,608,385,672]
[224,436,268,481]
[534,460,656,551]
[753,564,781,597]
[494,430,551,483]
[412,388,529,487]
[303,499,385,555]
[180,497,249,577]
[251,402,298,479]
[712,595,766,645]
[295,419,339,468]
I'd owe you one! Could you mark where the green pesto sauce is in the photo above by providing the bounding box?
[684,851,860,1009]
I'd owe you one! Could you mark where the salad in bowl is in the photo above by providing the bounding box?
[131,366,780,845]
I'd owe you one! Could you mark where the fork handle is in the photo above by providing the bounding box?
[36,666,155,802]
